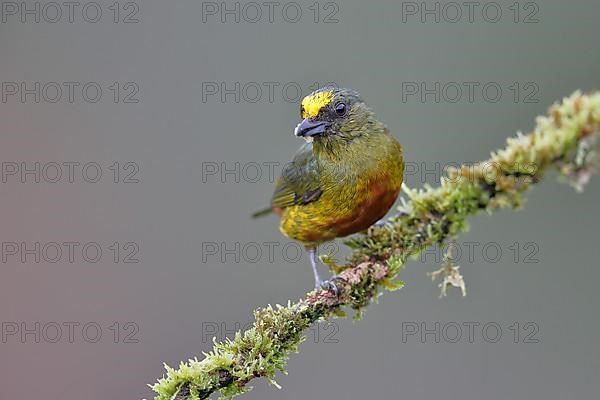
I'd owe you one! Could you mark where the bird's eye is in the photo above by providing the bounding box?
[334,102,347,116]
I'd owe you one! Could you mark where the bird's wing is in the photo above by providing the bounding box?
[270,142,322,210]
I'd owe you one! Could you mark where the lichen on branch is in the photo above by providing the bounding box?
[151,91,600,400]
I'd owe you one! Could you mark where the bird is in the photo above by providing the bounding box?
[253,87,404,292]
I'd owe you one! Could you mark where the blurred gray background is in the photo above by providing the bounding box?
[1,1,599,399]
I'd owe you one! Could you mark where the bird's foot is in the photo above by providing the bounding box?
[316,276,342,297]
[373,218,389,228]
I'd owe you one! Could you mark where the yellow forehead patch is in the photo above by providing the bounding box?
[301,91,333,118]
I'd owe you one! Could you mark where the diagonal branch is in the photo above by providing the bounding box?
[151,91,600,400]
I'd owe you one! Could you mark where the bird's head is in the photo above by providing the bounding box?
[294,87,385,149]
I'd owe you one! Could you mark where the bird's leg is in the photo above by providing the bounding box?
[307,246,322,290]
[307,246,340,296]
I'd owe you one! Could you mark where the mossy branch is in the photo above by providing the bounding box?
[151,91,600,400]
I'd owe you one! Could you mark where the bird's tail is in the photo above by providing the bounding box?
[251,207,273,218]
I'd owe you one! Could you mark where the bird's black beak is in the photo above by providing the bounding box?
[294,118,330,138]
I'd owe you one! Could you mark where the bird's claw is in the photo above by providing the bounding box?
[318,276,342,297]
[373,218,393,228]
